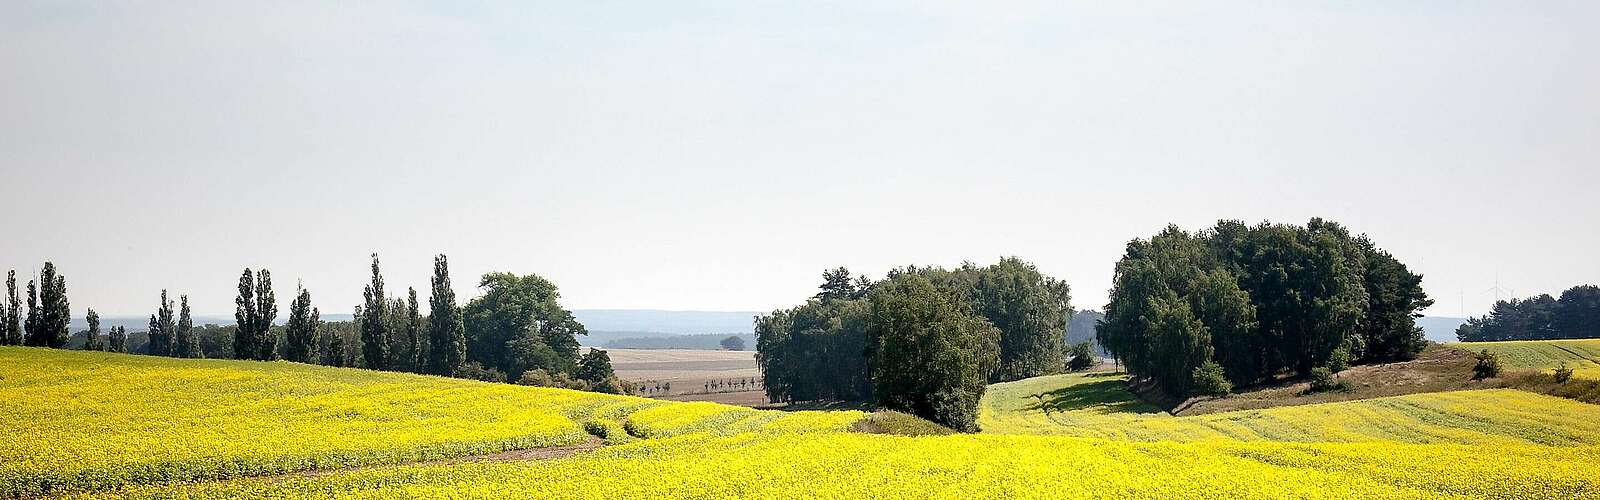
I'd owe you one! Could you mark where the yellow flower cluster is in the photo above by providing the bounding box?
[101,432,1600,499]
[1454,339,1600,379]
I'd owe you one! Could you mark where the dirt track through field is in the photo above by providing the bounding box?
[291,436,606,479]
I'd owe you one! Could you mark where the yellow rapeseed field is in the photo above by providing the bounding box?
[0,347,859,497]
[10,346,1600,498]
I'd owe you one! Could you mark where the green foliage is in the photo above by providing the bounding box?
[1458,285,1600,341]
[866,271,999,433]
[455,361,506,383]
[720,335,746,351]
[83,309,102,351]
[1473,350,1502,380]
[360,255,390,370]
[755,293,873,403]
[426,255,467,377]
[972,257,1073,382]
[24,262,70,348]
[148,290,175,357]
[284,286,320,364]
[107,326,127,353]
[1555,363,1575,384]
[175,295,198,358]
[404,288,423,372]
[1100,219,1426,397]
[1190,360,1232,396]
[1327,341,1351,373]
[1,271,19,346]
[576,349,615,385]
[232,269,278,361]
[1306,367,1347,393]
[1067,341,1095,372]
[464,272,586,378]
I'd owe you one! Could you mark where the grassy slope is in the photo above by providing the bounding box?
[0,347,861,497]
[1453,339,1600,379]
[979,372,1600,445]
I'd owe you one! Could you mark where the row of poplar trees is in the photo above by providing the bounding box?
[0,264,74,349]
[219,255,468,377]
[755,258,1072,432]
[1097,218,1432,398]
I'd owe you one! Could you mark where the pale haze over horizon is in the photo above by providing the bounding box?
[2,1,1597,319]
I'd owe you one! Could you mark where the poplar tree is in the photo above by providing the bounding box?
[23,279,39,346]
[151,290,177,356]
[38,263,70,348]
[361,254,390,370]
[1,270,19,345]
[84,308,102,350]
[284,284,321,363]
[426,254,466,376]
[233,269,258,359]
[253,269,278,360]
[405,288,423,372]
[176,295,198,358]
[109,326,128,353]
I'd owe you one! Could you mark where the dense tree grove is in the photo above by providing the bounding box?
[426,255,467,376]
[1456,285,1600,341]
[757,259,1065,431]
[1097,219,1431,398]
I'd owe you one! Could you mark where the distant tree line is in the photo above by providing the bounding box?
[1455,285,1600,341]
[0,255,627,396]
[1097,219,1432,399]
[756,258,1071,432]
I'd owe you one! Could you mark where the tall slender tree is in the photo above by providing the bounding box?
[284,284,320,363]
[234,269,259,359]
[84,308,103,351]
[176,295,198,358]
[253,269,278,360]
[426,254,466,376]
[108,326,127,353]
[361,254,391,370]
[405,287,423,372]
[1,270,19,345]
[22,279,39,346]
[149,290,175,356]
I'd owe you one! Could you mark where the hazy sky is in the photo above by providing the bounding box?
[2,1,1597,318]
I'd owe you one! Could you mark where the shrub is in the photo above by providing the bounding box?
[1066,342,1096,372]
[1190,360,1232,396]
[455,362,506,383]
[1307,367,1347,393]
[1472,350,1501,380]
[517,368,592,391]
[1327,343,1351,373]
[1554,363,1574,384]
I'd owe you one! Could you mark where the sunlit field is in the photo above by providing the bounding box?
[10,348,1600,499]
[1453,339,1600,379]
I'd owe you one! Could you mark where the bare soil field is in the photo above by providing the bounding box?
[603,348,764,400]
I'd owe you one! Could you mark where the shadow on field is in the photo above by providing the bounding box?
[1026,378,1156,415]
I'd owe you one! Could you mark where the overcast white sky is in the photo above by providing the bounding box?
[2,1,1597,318]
